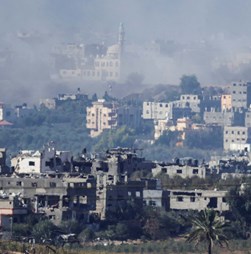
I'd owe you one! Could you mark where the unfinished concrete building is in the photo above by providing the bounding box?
[152,158,206,179]
[0,175,96,225]
[11,142,72,174]
[168,189,229,212]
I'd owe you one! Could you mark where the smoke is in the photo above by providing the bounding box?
[0,0,251,104]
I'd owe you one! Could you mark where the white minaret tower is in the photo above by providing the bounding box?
[118,22,125,57]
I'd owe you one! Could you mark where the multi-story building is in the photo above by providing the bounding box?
[223,126,251,151]
[179,94,200,113]
[230,81,251,110]
[204,109,234,126]
[245,109,251,128]
[221,94,232,111]
[86,99,141,137]
[142,101,172,120]
[0,175,96,225]
[11,142,72,174]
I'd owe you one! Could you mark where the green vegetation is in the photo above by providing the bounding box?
[187,209,228,254]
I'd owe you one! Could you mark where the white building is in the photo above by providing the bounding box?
[142,101,172,120]
[11,142,71,174]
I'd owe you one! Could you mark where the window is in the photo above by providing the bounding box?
[190,197,195,202]
[149,200,156,206]
[177,169,182,174]
[193,169,198,174]
[50,182,56,188]
[31,182,37,187]
[136,191,141,197]
[16,181,22,186]
[29,161,35,166]
[177,196,183,202]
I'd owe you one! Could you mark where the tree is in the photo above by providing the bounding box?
[227,181,251,237]
[180,75,201,94]
[31,220,58,242]
[186,209,228,254]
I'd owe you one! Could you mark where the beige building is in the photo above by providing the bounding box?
[221,94,232,111]
[153,117,191,140]
[169,189,229,212]
[86,99,141,137]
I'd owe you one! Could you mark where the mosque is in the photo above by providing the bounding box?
[52,23,125,82]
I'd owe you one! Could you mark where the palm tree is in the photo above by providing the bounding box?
[186,209,228,254]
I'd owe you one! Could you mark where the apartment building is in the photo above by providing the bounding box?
[221,94,232,111]
[230,81,251,110]
[86,100,141,137]
[224,126,251,151]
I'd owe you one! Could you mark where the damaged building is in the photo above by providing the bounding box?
[0,175,96,226]
[11,142,72,175]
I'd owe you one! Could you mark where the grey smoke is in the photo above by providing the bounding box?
[0,0,251,103]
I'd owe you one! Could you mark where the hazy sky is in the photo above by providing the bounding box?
[1,0,251,103]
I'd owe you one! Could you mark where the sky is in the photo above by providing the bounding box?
[1,0,251,103]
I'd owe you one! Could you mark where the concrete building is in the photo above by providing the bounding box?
[0,175,96,225]
[0,195,28,230]
[168,189,229,212]
[179,94,200,113]
[203,109,234,126]
[143,189,169,210]
[86,99,141,137]
[245,109,251,128]
[11,142,71,174]
[221,94,232,111]
[152,158,206,179]
[230,81,251,110]
[224,126,251,151]
[142,101,172,120]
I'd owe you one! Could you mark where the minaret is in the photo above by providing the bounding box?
[118,22,125,57]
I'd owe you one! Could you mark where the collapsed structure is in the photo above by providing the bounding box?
[0,144,234,230]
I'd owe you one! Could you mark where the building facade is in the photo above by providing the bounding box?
[230,81,251,110]
[86,100,141,137]
[223,126,251,151]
